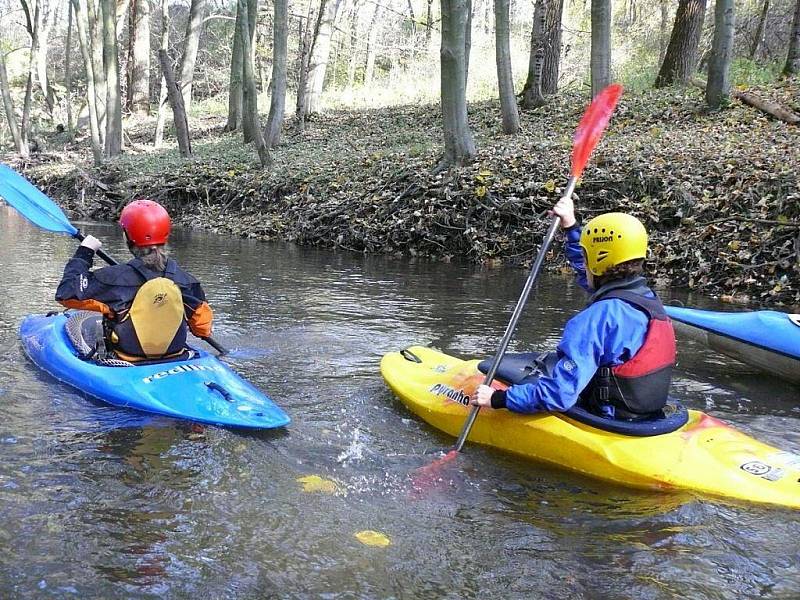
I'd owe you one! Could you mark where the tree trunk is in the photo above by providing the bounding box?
[522,0,563,106]
[179,0,207,113]
[65,0,75,137]
[655,0,707,87]
[87,0,107,143]
[345,0,360,87]
[425,0,434,48]
[102,0,123,157]
[522,0,545,108]
[21,0,55,116]
[241,0,259,142]
[0,52,28,156]
[749,0,769,59]
[439,0,475,168]
[784,0,800,76]
[464,0,472,82]
[364,2,380,85]
[226,4,244,130]
[306,0,342,114]
[706,0,734,108]
[158,48,192,156]
[126,0,151,114]
[590,0,611,97]
[71,0,103,162]
[264,0,288,147]
[494,0,519,133]
[732,89,800,122]
[659,0,669,63]
[37,2,55,115]
[237,0,271,165]
[154,0,170,146]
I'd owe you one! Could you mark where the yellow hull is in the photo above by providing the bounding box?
[381,346,800,509]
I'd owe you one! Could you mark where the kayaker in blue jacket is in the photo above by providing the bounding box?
[55,199,214,362]
[471,196,676,420]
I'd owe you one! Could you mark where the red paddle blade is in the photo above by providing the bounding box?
[410,449,459,493]
[571,83,623,179]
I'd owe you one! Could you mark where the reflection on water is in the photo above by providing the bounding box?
[1,205,798,598]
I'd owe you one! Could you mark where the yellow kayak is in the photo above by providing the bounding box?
[381,346,800,509]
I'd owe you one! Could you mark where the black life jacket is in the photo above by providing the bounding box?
[108,260,188,361]
[580,277,676,419]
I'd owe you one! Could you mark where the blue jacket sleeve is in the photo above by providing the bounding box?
[502,299,649,414]
[564,225,590,292]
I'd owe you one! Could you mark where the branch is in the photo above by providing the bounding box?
[202,13,235,24]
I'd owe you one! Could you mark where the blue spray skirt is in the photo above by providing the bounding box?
[19,313,291,429]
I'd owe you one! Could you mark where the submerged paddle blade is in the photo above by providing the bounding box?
[0,164,78,235]
[571,84,623,180]
[410,449,459,492]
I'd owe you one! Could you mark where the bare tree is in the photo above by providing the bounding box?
[785,0,800,75]
[659,0,669,62]
[226,2,244,130]
[522,0,563,108]
[706,0,734,107]
[264,0,288,147]
[238,0,271,165]
[439,0,475,168]
[65,0,75,136]
[102,0,123,157]
[655,0,707,87]
[71,0,103,162]
[590,0,611,97]
[158,48,192,156]
[126,0,151,114]
[363,1,380,85]
[241,0,258,142]
[749,0,769,59]
[179,0,207,113]
[154,0,170,147]
[306,0,343,114]
[494,0,519,133]
[0,50,28,156]
[86,0,107,140]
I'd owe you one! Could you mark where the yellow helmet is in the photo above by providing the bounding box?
[579,212,648,276]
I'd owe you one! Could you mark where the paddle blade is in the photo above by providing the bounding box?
[410,449,459,493]
[571,84,623,180]
[0,164,78,235]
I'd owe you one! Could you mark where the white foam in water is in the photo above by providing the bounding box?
[337,427,367,464]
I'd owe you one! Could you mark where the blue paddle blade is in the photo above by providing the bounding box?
[0,164,78,236]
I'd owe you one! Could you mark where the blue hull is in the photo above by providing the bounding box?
[20,313,290,429]
[665,306,800,360]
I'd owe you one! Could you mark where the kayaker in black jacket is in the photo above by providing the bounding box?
[471,195,676,420]
[55,199,213,362]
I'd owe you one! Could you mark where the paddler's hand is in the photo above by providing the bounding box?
[80,235,103,252]
[550,194,577,229]
[471,384,496,408]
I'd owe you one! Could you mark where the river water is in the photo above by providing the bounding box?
[1,205,798,599]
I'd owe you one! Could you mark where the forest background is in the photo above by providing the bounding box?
[0,0,798,306]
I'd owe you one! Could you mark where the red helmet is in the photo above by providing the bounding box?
[119,199,171,246]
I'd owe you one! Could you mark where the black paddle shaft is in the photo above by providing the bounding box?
[453,176,578,452]
[73,230,228,355]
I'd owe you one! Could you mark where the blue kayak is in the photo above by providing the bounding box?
[20,312,291,429]
[665,306,800,383]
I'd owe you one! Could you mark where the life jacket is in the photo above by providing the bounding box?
[580,277,676,419]
[108,261,188,361]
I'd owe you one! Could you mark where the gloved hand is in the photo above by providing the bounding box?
[80,235,103,252]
